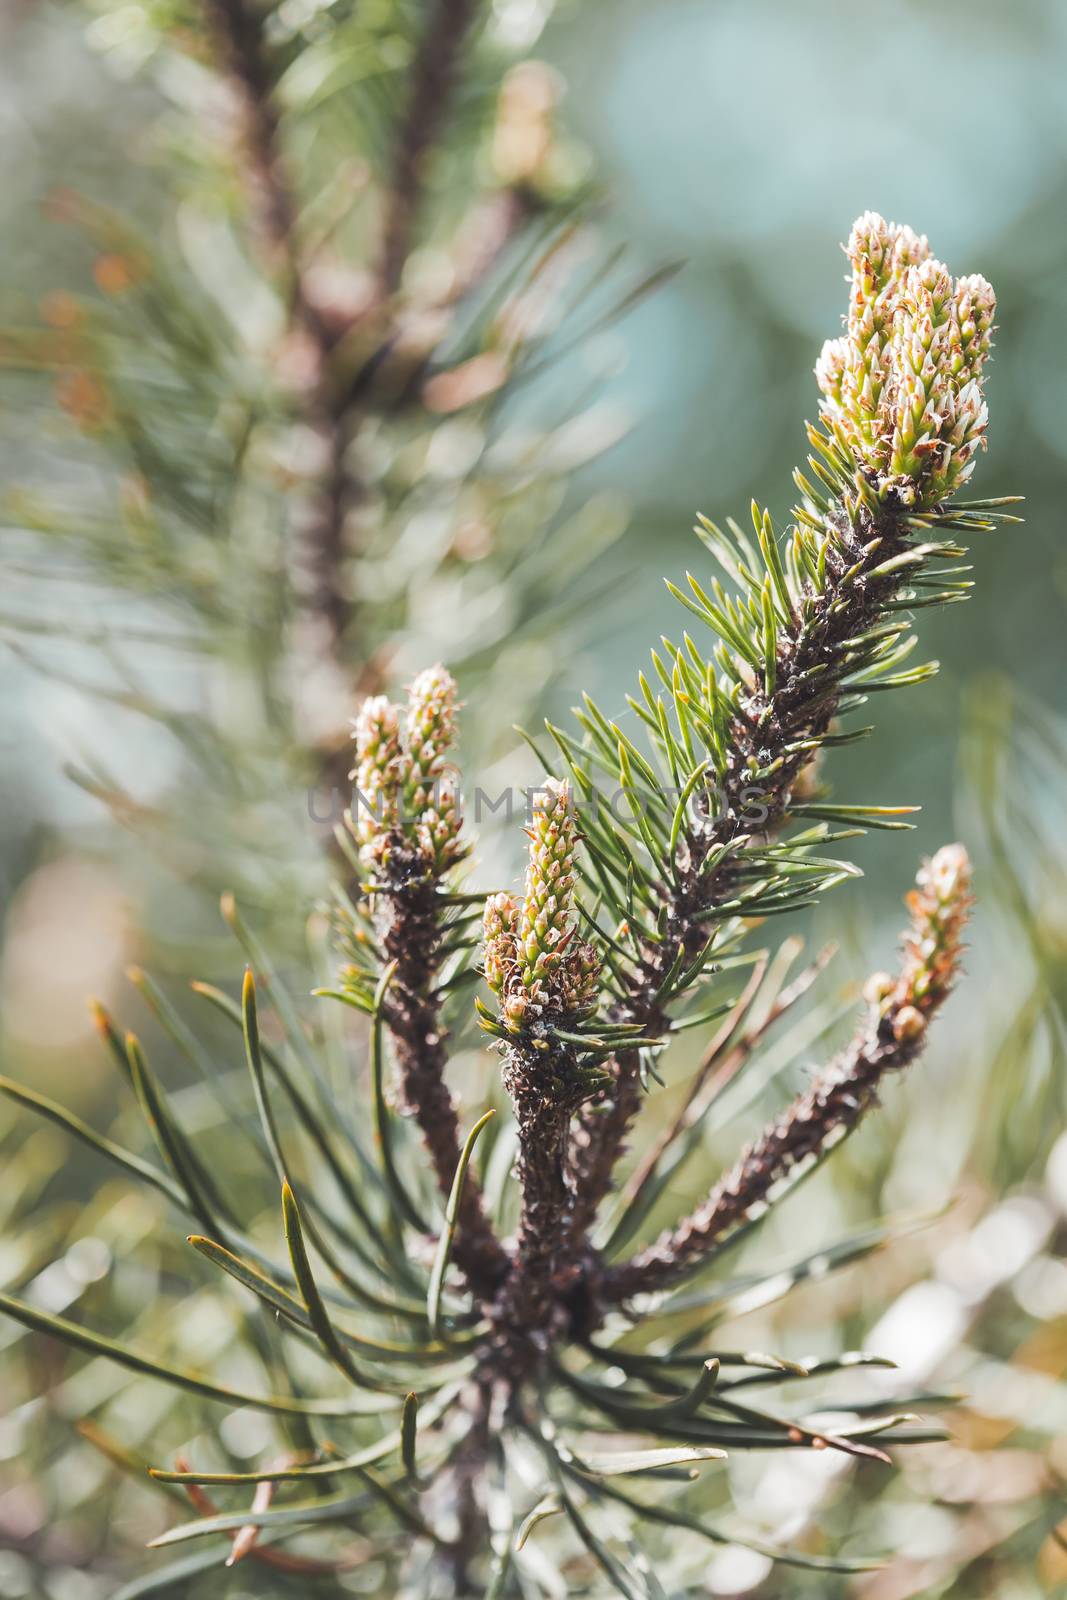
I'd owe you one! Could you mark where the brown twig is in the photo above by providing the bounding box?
[379,877,510,1294]
[491,1038,585,1359]
[353,675,509,1296]
[604,844,971,1300]
[199,0,367,692]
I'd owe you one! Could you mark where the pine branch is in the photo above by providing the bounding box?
[1,209,1017,1593]
[491,1039,583,1353]
[604,844,972,1299]
[349,669,508,1294]
[565,487,912,1230]
[200,0,322,339]
[564,215,1010,1241]
[199,0,368,693]
[480,782,609,1354]
[377,879,508,1291]
[204,0,487,688]
[379,0,483,295]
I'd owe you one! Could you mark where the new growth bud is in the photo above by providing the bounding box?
[351,695,403,859]
[481,779,601,1034]
[816,214,996,507]
[483,891,520,1007]
[349,665,468,876]
[403,665,465,875]
[866,842,973,1025]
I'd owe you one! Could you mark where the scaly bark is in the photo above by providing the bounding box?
[379,871,509,1294]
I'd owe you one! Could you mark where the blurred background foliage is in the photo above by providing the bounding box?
[1,0,1066,1595]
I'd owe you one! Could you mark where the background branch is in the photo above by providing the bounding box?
[201,0,320,334]
[379,0,482,295]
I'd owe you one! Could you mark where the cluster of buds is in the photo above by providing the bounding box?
[482,780,601,1035]
[864,842,973,1044]
[351,695,404,860]
[815,212,995,506]
[401,665,465,874]
[349,665,467,878]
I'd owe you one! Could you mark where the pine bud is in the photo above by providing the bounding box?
[403,665,465,873]
[349,664,468,876]
[817,215,996,507]
[483,892,519,1000]
[350,695,403,860]
[481,779,602,1035]
[863,970,895,1008]
[892,1004,926,1043]
[886,842,973,1021]
[519,782,579,987]
[405,664,458,777]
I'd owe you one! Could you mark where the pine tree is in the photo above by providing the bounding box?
[0,206,1022,1595]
